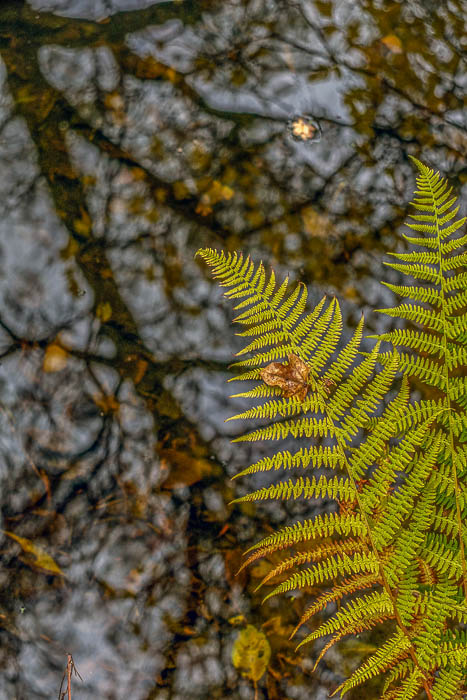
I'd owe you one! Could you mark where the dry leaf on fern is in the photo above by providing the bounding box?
[260,353,309,400]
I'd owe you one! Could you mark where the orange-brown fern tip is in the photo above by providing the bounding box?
[288,626,299,641]
[234,557,253,577]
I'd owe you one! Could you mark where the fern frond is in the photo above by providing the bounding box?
[375,303,445,333]
[372,157,467,609]
[370,434,440,552]
[381,282,443,306]
[383,261,441,284]
[231,474,355,504]
[225,393,323,421]
[231,416,334,442]
[390,667,424,699]
[198,174,466,697]
[339,350,400,439]
[263,551,380,602]
[431,666,466,700]
[291,572,380,636]
[244,512,367,556]
[232,445,345,479]
[260,538,367,588]
[382,658,415,694]
[372,350,446,389]
[296,589,393,649]
[335,629,411,696]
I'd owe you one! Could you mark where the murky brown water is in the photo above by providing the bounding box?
[0,1,465,698]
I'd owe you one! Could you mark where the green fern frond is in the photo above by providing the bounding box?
[383,260,441,284]
[244,512,367,556]
[263,552,380,603]
[382,658,415,694]
[431,666,466,700]
[230,474,355,504]
[372,157,467,608]
[371,350,447,389]
[390,667,424,700]
[197,163,466,698]
[231,416,334,442]
[225,393,323,421]
[232,445,345,479]
[335,629,412,696]
[375,303,445,333]
[381,283,443,305]
[370,436,440,552]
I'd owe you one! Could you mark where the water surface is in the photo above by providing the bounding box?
[0,1,465,698]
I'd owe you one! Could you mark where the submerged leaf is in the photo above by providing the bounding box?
[231,624,271,681]
[43,343,68,373]
[4,531,65,576]
[381,34,403,54]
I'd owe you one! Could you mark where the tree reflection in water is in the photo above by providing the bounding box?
[0,0,465,697]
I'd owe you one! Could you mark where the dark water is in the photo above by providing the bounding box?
[0,1,465,698]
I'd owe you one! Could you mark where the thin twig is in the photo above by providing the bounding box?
[67,654,72,700]
[58,654,82,700]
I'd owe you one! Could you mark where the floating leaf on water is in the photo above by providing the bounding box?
[231,624,271,682]
[4,531,65,577]
[288,115,322,143]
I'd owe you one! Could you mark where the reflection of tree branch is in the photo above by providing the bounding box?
[0,37,223,511]
[275,4,467,138]
[69,113,233,240]
[241,150,359,238]
[0,315,19,342]
[116,44,281,126]
[0,0,204,50]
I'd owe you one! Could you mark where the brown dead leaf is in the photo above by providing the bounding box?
[260,353,309,400]
[4,531,65,577]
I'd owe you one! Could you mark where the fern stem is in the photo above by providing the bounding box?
[422,159,467,602]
